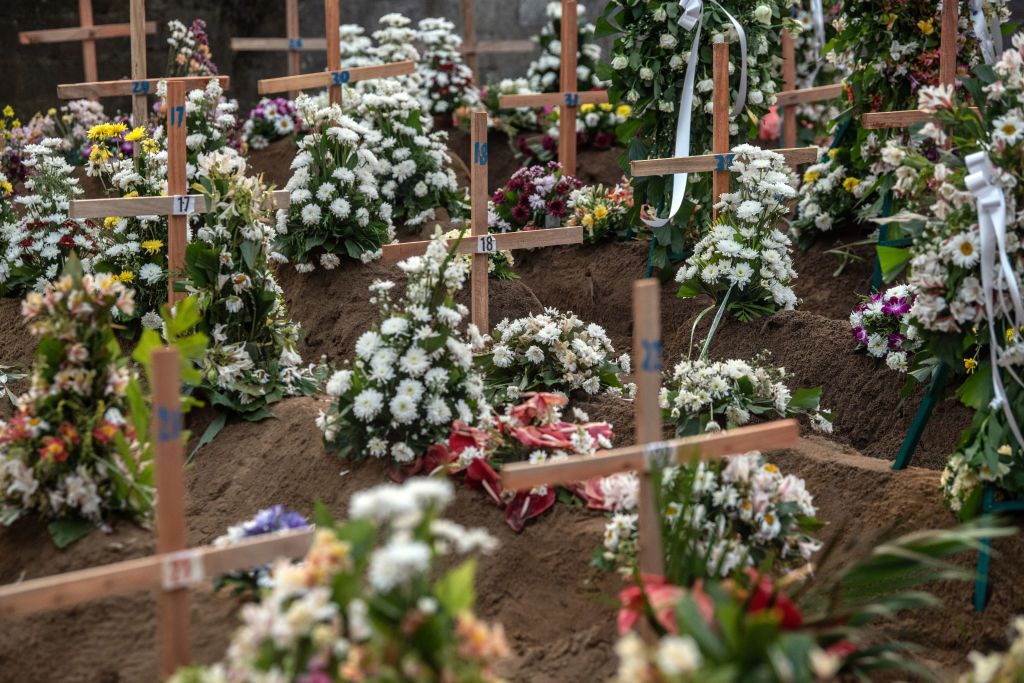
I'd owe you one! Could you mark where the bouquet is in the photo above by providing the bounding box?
[477,308,634,403]
[416,17,480,117]
[275,95,395,270]
[567,177,634,242]
[676,145,801,320]
[165,19,219,77]
[241,97,302,150]
[661,353,833,436]
[171,479,508,683]
[488,163,582,231]
[526,2,606,93]
[156,78,244,169]
[849,284,922,372]
[481,78,541,138]
[317,233,491,467]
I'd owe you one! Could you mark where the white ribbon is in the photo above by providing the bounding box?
[964,152,1024,449]
[806,0,827,82]
[641,0,748,228]
[969,0,1002,66]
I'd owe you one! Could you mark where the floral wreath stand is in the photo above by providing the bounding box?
[974,485,1024,612]
[892,361,951,471]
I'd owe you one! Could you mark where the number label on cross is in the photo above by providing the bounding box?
[331,70,351,86]
[172,195,196,215]
[714,153,735,171]
[473,141,488,166]
[288,38,303,50]
[476,235,497,254]
[640,339,663,372]
[564,92,580,107]
[157,405,182,443]
[161,550,204,591]
[132,80,150,95]
[169,105,186,127]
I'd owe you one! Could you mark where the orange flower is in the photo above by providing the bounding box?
[92,421,119,444]
[58,422,80,445]
[40,436,68,463]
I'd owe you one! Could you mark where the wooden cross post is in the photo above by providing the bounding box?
[0,347,314,677]
[630,42,818,220]
[459,0,535,80]
[255,0,415,106]
[861,3,966,130]
[231,0,328,99]
[502,280,801,573]
[776,27,846,149]
[496,0,609,176]
[18,0,156,84]
[380,110,584,333]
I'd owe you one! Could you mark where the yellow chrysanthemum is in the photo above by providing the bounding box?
[581,213,595,227]
[917,19,934,35]
[103,217,120,229]
[803,170,821,184]
[141,138,160,154]
[124,127,147,142]
[142,239,164,254]
[827,148,839,160]
[117,270,134,283]
[594,204,609,220]
[600,103,613,112]
[89,146,112,164]
[580,103,596,113]
[843,177,861,192]
[616,104,632,118]
[0,180,12,197]
[2,106,13,118]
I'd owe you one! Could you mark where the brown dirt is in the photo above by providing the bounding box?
[246,136,298,191]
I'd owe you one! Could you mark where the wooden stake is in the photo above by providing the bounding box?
[940,1,958,88]
[130,0,148,131]
[781,30,797,149]
[325,0,342,106]
[630,147,817,176]
[165,81,187,305]
[79,0,98,83]
[471,111,490,333]
[462,0,478,80]
[712,42,730,221]
[633,279,665,576]
[151,348,189,677]
[286,0,302,80]
[559,0,580,175]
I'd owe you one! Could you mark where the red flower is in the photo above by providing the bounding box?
[744,570,803,630]
[507,392,566,425]
[92,421,119,444]
[39,436,68,463]
[464,457,504,507]
[617,575,707,635]
[58,422,80,445]
[449,420,491,457]
[503,488,555,532]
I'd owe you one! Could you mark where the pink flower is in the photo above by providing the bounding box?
[759,105,781,142]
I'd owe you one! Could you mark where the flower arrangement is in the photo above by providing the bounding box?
[675,145,800,319]
[0,138,97,295]
[0,258,148,544]
[156,78,244,169]
[317,233,490,467]
[567,177,634,242]
[275,95,395,270]
[188,149,319,419]
[430,393,614,530]
[488,163,583,232]
[481,78,541,138]
[597,452,820,583]
[171,479,508,683]
[240,97,302,150]
[212,505,310,597]
[519,101,631,164]
[416,17,480,117]
[661,353,833,436]
[849,284,922,373]
[599,0,793,242]
[84,122,170,327]
[351,84,467,232]
[526,2,605,93]
[477,308,634,404]
[165,19,219,77]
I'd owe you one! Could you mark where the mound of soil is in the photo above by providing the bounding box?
[246,136,298,191]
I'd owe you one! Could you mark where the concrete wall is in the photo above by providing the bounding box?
[2,0,1024,115]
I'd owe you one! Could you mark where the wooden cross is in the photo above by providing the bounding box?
[459,0,535,80]
[502,279,801,573]
[230,0,327,99]
[255,0,415,106]
[861,3,964,130]
[630,42,818,220]
[777,30,844,148]
[496,0,609,176]
[380,110,583,333]
[17,0,156,85]
[68,81,290,304]
[50,0,229,130]
[0,348,314,678]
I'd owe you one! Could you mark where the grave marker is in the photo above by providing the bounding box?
[496,0,609,176]
[231,0,327,98]
[0,347,314,678]
[777,30,845,148]
[380,110,583,333]
[18,0,156,85]
[502,279,800,573]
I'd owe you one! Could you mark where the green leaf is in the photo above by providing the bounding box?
[956,366,993,410]
[434,558,477,616]
[188,412,227,462]
[240,240,259,270]
[788,387,823,411]
[876,245,911,282]
[48,518,95,549]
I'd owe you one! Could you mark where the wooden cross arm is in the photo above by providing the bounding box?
[0,527,314,619]
[58,75,231,100]
[230,37,328,52]
[774,83,845,107]
[631,147,818,177]
[19,22,156,45]
[861,107,981,130]
[379,226,584,264]
[501,420,800,491]
[257,60,416,96]
[71,191,289,219]
[498,90,609,109]
[461,39,536,56]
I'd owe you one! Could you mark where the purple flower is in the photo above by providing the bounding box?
[852,326,868,345]
[511,203,531,223]
[887,332,905,350]
[881,295,912,316]
[242,505,309,537]
[547,198,567,217]
[492,189,506,205]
